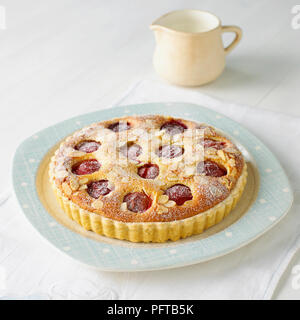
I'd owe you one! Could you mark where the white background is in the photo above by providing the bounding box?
[0,0,300,299]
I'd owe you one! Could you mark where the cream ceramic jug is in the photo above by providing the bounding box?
[150,10,242,86]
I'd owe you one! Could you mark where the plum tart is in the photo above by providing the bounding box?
[49,115,247,243]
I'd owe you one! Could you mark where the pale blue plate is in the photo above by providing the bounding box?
[12,103,293,271]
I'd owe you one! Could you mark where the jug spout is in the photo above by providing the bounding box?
[149,24,163,31]
[150,12,176,33]
[149,20,170,33]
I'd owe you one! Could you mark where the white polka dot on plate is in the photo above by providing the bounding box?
[49,222,56,227]
[282,187,289,193]
[265,168,272,173]
[184,112,190,116]
[21,182,28,187]
[255,146,261,150]
[269,216,276,222]
[29,158,35,163]
[169,249,177,254]
[33,135,39,140]
[102,248,110,253]
[76,121,81,125]
[22,204,29,209]
[259,199,267,204]
[63,246,71,251]
[225,231,232,237]
[216,115,222,119]
[233,130,239,135]
[131,259,138,265]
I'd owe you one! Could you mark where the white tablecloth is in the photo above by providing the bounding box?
[1,79,299,300]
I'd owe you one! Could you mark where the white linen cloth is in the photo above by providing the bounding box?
[1,79,300,300]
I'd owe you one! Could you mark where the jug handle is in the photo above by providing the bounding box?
[221,26,242,55]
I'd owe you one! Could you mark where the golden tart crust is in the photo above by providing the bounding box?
[49,115,247,242]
